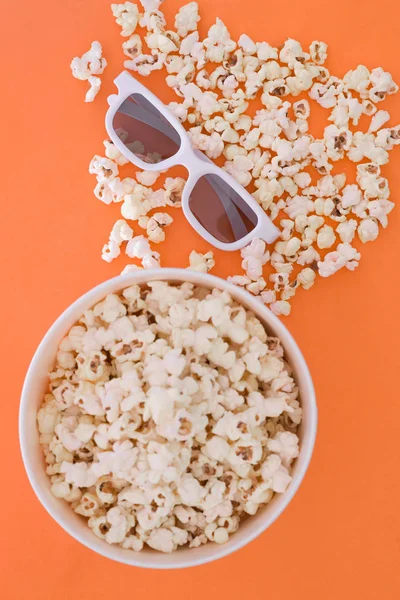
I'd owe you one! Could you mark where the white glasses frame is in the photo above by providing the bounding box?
[106,71,279,251]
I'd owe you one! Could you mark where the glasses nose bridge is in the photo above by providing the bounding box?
[184,145,219,171]
[174,144,211,178]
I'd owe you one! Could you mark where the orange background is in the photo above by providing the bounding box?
[2,0,400,598]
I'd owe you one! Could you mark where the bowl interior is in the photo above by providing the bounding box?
[20,269,317,568]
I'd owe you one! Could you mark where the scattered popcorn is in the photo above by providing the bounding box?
[357,218,379,243]
[80,1,399,315]
[224,155,254,186]
[174,2,200,37]
[336,219,357,243]
[241,238,270,281]
[89,155,119,182]
[238,34,257,56]
[126,235,161,268]
[122,34,143,59]
[368,110,390,133]
[297,268,316,290]
[38,282,301,553]
[341,184,363,209]
[112,2,141,36]
[136,170,161,186]
[70,41,107,81]
[260,289,276,304]
[103,140,129,166]
[270,300,291,316]
[85,76,102,103]
[121,264,142,275]
[368,67,398,102]
[101,219,135,263]
[70,42,107,102]
[139,212,173,243]
[110,219,134,244]
[188,250,215,273]
[318,242,360,277]
[317,225,336,249]
[309,41,328,65]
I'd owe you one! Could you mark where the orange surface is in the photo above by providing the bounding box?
[2,0,400,598]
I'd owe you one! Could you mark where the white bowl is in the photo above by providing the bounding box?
[19,268,317,569]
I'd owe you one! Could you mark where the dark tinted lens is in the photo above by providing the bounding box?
[188,174,258,243]
[112,93,181,164]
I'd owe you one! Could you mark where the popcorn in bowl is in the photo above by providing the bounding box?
[37,279,303,554]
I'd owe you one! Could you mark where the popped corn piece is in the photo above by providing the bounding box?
[260,289,276,304]
[316,225,336,249]
[348,132,389,165]
[284,194,314,219]
[368,110,390,133]
[126,235,160,268]
[309,41,328,65]
[368,67,398,102]
[102,220,134,263]
[368,198,394,227]
[294,172,311,188]
[246,277,266,295]
[279,38,309,69]
[70,42,107,102]
[293,100,310,119]
[122,34,143,59]
[85,76,101,103]
[70,41,107,81]
[343,65,370,94]
[238,34,257,55]
[89,155,119,182]
[122,536,144,551]
[174,2,200,37]
[37,402,60,434]
[228,275,251,287]
[147,528,176,553]
[261,454,292,493]
[257,42,278,61]
[241,238,270,281]
[213,527,229,544]
[111,2,141,36]
[110,219,134,245]
[267,432,299,467]
[94,180,115,205]
[270,300,291,316]
[136,170,161,186]
[180,31,199,56]
[188,250,215,273]
[341,184,363,209]
[336,219,357,243]
[297,268,316,290]
[125,52,167,76]
[121,264,142,275]
[103,140,129,166]
[74,492,99,517]
[164,177,186,207]
[203,18,236,64]
[318,242,360,277]
[146,31,179,54]
[140,212,173,243]
[357,218,379,243]
[224,155,253,186]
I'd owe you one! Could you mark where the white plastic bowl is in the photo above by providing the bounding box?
[19,268,317,569]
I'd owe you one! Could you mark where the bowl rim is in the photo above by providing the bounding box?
[19,268,317,569]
